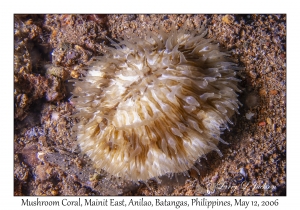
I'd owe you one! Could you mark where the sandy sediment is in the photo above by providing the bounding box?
[14,14,286,196]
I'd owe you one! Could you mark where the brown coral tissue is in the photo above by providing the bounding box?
[71,23,242,182]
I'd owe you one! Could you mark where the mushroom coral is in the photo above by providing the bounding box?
[71,23,242,182]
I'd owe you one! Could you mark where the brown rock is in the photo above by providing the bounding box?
[270,90,278,95]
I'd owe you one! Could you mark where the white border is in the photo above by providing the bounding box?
[1,0,295,209]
